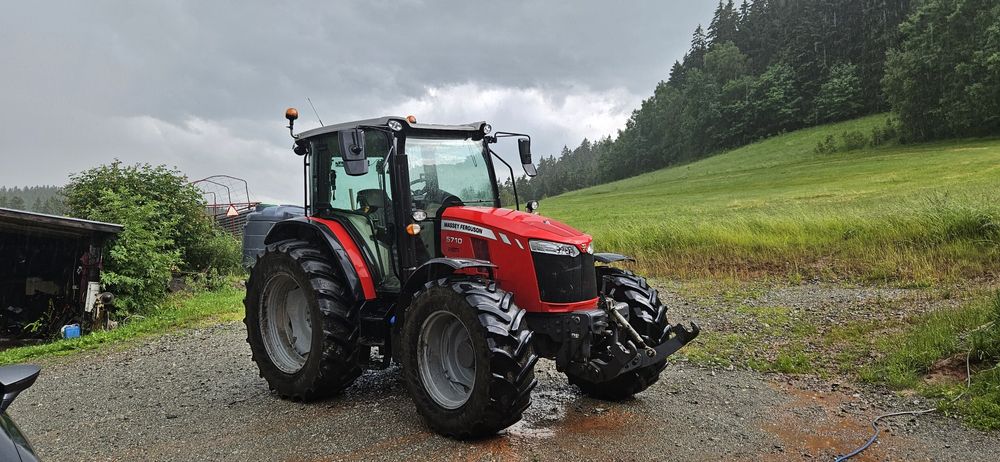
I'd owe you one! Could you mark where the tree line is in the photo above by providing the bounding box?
[0,186,66,215]
[505,0,999,202]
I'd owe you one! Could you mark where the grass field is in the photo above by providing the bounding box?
[544,115,1000,284]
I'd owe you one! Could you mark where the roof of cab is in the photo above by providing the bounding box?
[296,116,486,139]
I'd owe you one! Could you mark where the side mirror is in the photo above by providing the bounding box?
[518,138,536,177]
[338,129,369,176]
[293,139,309,156]
[0,364,40,412]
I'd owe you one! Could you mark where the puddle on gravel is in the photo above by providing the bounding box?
[759,382,905,461]
[503,387,569,439]
[464,376,639,461]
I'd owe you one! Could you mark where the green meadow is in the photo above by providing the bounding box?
[545,115,1000,284]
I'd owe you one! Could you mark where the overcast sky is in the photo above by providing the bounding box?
[1,1,715,204]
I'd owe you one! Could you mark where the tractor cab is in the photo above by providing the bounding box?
[289,114,525,296]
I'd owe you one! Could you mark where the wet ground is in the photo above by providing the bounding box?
[9,318,998,462]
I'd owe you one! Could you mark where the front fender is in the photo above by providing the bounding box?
[397,258,497,310]
[594,252,636,264]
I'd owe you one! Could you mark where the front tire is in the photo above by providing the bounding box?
[244,239,361,400]
[567,267,670,401]
[402,278,538,439]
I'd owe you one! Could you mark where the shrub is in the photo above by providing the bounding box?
[65,161,213,271]
[814,134,838,154]
[815,63,865,123]
[64,161,234,312]
[840,130,869,151]
[186,229,243,277]
[870,117,900,147]
[86,190,180,314]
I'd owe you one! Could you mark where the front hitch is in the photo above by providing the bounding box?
[557,315,700,383]
[645,322,700,367]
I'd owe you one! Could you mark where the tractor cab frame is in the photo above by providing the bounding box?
[294,116,509,291]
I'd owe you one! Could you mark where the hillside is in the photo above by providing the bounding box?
[543,115,1000,284]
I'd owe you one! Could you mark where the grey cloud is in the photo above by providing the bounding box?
[1,0,714,202]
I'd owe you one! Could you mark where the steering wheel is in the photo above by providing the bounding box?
[410,177,428,193]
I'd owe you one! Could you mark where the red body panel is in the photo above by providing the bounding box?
[307,217,377,300]
[440,207,597,313]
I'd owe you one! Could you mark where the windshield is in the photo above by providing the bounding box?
[405,137,495,208]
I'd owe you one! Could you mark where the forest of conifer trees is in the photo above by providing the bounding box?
[505,0,999,203]
[0,186,65,215]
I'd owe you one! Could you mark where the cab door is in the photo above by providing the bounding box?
[308,131,399,291]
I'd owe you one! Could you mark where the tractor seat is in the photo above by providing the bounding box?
[355,189,393,245]
[357,189,390,216]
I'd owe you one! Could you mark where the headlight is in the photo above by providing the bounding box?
[388,120,404,131]
[529,239,580,257]
[482,123,492,134]
[586,242,593,254]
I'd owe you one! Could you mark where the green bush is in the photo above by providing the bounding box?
[86,190,180,313]
[814,134,838,154]
[840,130,869,151]
[870,117,900,147]
[815,63,864,123]
[64,161,235,312]
[186,228,243,276]
[971,293,1000,366]
[65,161,214,271]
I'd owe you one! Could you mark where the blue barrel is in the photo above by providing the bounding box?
[242,205,305,268]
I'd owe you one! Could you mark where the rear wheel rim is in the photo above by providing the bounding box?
[261,273,312,374]
[418,310,476,409]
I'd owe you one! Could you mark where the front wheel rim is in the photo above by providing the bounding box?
[260,273,312,374]
[418,311,476,410]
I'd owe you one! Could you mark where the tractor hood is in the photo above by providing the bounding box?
[441,206,592,249]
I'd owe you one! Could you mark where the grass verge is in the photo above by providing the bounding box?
[863,291,1000,430]
[665,277,999,428]
[0,287,244,366]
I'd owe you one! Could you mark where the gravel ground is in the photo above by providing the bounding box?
[8,284,999,461]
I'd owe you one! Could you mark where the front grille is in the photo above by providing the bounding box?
[532,252,597,303]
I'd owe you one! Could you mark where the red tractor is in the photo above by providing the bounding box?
[244,109,699,438]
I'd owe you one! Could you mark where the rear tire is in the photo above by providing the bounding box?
[402,278,538,439]
[244,239,361,400]
[567,267,670,401]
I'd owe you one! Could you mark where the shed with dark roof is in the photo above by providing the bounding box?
[0,207,122,344]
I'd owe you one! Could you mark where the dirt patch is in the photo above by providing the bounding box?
[924,354,970,387]
[556,407,635,436]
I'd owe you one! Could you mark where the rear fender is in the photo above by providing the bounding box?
[264,217,375,301]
